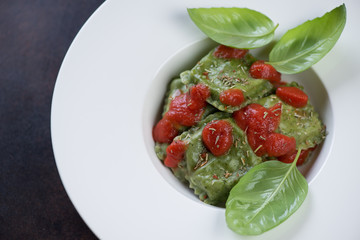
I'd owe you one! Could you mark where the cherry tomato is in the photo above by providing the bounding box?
[276,86,308,108]
[250,60,281,83]
[188,84,210,110]
[265,133,296,157]
[246,128,267,156]
[202,120,233,156]
[232,108,247,131]
[165,94,204,126]
[233,103,283,156]
[219,89,245,106]
[164,140,187,168]
[213,45,248,59]
[153,118,178,143]
[278,147,316,166]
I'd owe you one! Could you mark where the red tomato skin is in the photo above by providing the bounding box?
[244,104,275,134]
[246,105,269,131]
[245,106,269,155]
[241,102,281,133]
[278,147,316,166]
[165,94,204,126]
[232,108,247,131]
[276,87,308,108]
[278,149,308,166]
[164,140,187,168]
[250,60,281,83]
[219,89,245,106]
[265,133,296,157]
[213,45,249,59]
[232,103,283,156]
[188,84,210,110]
[246,129,267,156]
[202,120,233,156]
[153,118,179,143]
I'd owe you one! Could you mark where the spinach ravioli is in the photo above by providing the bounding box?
[172,112,262,206]
[180,48,274,113]
[153,46,326,206]
[256,94,326,150]
[155,77,217,161]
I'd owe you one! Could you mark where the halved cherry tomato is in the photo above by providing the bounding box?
[278,147,316,166]
[232,108,247,131]
[153,118,178,143]
[188,84,210,110]
[165,94,204,126]
[219,89,245,106]
[246,129,267,156]
[213,45,248,59]
[164,140,187,168]
[276,87,308,108]
[233,103,283,156]
[265,133,296,157]
[202,120,233,156]
[245,103,272,132]
[243,103,281,133]
[250,60,281,83]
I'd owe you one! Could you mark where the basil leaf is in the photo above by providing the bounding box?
[225,150,308,235]
[268,4,346,74]
[187,8,278,49]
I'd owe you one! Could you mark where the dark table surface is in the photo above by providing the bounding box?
[0,1,105,239]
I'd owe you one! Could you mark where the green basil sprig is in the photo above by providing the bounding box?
[187,8,278,49]
[225,149,308,235]
[268,4,346,74]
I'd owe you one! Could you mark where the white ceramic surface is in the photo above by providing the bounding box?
[51,0,360,239]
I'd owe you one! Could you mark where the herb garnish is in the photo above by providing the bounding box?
[187,8,278,49]
[268,4,346,74]
[188,4,346,74]
[226,149,307,235]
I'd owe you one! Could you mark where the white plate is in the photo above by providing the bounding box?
[51,0,360,239]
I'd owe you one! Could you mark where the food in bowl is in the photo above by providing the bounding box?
[152,4,345,235]
[153,45,325,206]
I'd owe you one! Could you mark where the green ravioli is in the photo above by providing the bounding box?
[180,49,274,113]
[256,93,326,150]
[172,112,262,206]
[155,78,216,161]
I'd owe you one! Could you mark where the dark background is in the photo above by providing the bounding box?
[0,1,104,239]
